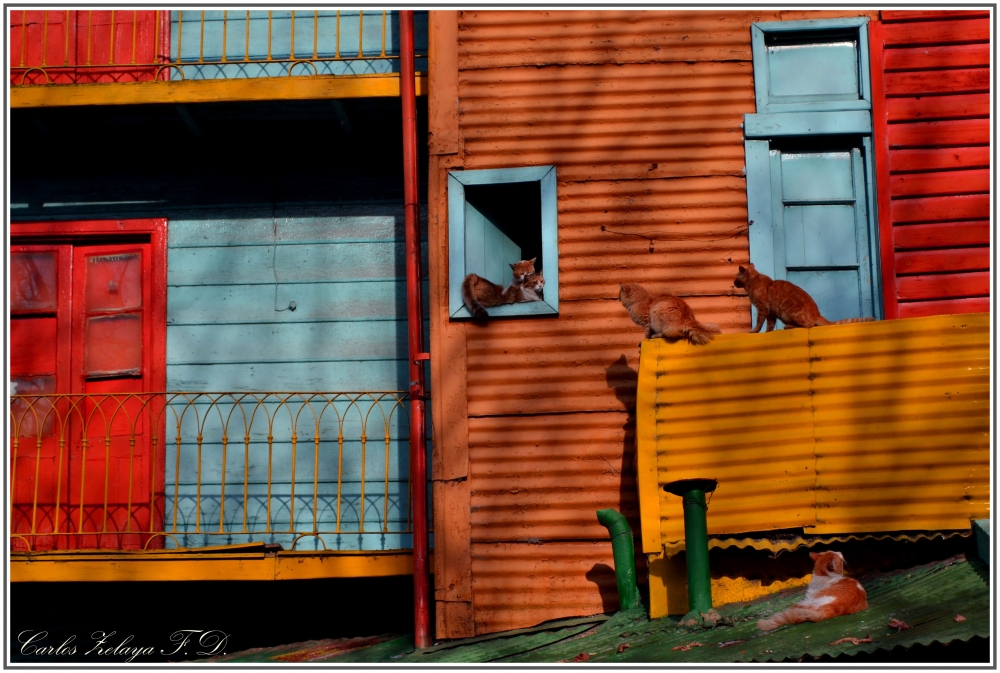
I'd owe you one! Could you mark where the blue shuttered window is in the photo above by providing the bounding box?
[448,166,559,319]
[745,18,882,324]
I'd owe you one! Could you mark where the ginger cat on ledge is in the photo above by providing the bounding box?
[734,263,875,332]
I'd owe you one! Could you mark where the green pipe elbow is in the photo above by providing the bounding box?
[596,508,641,612]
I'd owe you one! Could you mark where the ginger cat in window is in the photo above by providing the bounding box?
[619,283,720,346]
[461,258,542,319]
[757,551,868,631]
[734,263,875,332]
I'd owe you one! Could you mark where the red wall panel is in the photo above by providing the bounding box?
[9,10,168,86]
[871,12,991,319]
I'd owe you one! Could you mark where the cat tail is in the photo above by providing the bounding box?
[832,317,876,325]
[756,605,826,631]
[461,274,489,320]
[685,322,721,346]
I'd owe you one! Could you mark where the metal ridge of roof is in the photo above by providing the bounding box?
[662,529,973,555]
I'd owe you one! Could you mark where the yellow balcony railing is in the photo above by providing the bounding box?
[635,313,990,617]
[9,391,416,554]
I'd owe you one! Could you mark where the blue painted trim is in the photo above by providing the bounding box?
[450,300,558,320]
[862,136,884,320]
[449,165,552,186]
[448,174,468,317]
[851,147,873,319]
[753,17,869,32]
[744,111,872,138]
[744,139,774,331]
[448,165,559,320]
[751,17,872,115]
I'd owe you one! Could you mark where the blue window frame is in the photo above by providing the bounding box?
[744,17,883,324]
[448,166,559,319]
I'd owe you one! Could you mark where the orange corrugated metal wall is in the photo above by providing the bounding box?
[872,10,991,319]
[428,9,879,637]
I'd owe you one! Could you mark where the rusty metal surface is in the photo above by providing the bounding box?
[637,313,990,550]
[435,9,880,636]
[468,411,636,542]
[470,540,623,634]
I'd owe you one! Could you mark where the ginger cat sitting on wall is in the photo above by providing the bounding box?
[734,263,875,332]
[619,283,720,346]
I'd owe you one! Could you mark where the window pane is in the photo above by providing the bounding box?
[10,375,56,437]
[85,314,143,376]
[11,252,57,312]
[87,252,142,311]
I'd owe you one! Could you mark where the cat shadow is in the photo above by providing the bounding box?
[601,355,645,606]
[585,563,619,614]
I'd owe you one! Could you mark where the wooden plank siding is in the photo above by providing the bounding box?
[427,9,880,637]
[871,11,991,319]
[165,205,428,551]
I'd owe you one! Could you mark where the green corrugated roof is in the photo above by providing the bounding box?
[205,555,988,664]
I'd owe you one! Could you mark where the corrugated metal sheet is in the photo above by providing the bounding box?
[469,412,636,542]
[637,313,989,554]
[432,9,879,636]
[874,11,990,319]
[664,530,971,555]
[809,316,990,532]
[470,540,648,634]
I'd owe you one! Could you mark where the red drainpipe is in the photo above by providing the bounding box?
[400,9,432,650]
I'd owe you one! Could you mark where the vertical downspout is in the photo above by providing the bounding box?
[400,10,432,650]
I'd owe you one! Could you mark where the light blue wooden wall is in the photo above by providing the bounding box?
[165,204,429,551]
[170,10,429,80]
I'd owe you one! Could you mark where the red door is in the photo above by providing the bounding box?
[10,220,166,551]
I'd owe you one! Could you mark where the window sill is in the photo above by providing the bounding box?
[450,299,558,321]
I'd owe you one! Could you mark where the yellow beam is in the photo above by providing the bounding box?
[11,551,418,582]
[10,73,427,108]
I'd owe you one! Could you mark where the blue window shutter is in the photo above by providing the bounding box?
[745,18,882,327]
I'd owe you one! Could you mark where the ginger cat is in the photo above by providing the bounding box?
[619,283,720,346]
[461,258,542,319]
[734,263,875,332]
[757,551,868,631]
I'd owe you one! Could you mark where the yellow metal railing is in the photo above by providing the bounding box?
[9,392,414,553]
[10,9,425,86]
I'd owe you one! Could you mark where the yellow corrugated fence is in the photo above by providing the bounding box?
[636,313,990,617]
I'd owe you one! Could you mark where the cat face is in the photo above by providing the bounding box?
[509,258,537,282]
[522,272,544,293]
[734,264,758,289]
[809,550,845,576]
[619,283,643,307]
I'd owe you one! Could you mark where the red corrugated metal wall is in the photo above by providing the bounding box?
[428,9,879,637]
[871,10,991,319]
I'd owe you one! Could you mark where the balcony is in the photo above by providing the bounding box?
[9,9,428,107]
[9,391,422,581]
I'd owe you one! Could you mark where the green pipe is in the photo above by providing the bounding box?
[596,508,640,611]
[664,478,717,615]
[679,488,712,614]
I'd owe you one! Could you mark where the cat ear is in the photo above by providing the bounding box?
[748,262,756,271]
[530,257,537,264]
[738,266,746,274]
[509,262,517,270]
[809,551,819,560]
[834,551,844,560]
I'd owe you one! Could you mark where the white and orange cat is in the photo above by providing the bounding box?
[734,263,875,332]
[757,551,868,631]
[462,258,543,319]
[619,283,720,346]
